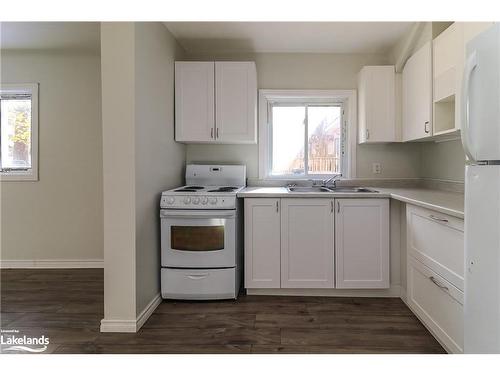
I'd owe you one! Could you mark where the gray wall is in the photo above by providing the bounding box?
[420,139,465,182]
[184,52,422,180]
[1,50,103,261]
[134,22,186,314]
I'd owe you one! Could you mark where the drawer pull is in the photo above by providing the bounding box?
[187,274,209,280]
[429,214,449,223]
[429,276,449,292]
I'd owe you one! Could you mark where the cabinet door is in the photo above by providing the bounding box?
[407,256,464,353]
[175,62,215,143]
[244,198,281,288]
[335,198,389,289]
[215,62,257,144]
[281,198,334,288]
[402,42,433,141]
[358,66,396,143]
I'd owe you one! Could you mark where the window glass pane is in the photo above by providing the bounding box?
[171,226,225,251]
[0,98,32,169]
[271,106,305,176]
[307,106,341,175]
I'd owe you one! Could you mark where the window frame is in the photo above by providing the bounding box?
[0,83,39,181]
[258,89,357,180]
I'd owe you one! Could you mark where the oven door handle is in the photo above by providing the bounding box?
[160,209,236,218]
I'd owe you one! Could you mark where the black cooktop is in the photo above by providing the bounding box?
[207,186,239,192]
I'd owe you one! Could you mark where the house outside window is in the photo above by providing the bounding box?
[258,89,356,180]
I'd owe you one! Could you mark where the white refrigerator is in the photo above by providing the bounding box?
[462,23,500,353]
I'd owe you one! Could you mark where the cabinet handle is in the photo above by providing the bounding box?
[429,214,448,223]
[216,128,219,139]
[276,200,279,213]
[429,276,449,292]
[330,201,333,213]
[211,128,214,139]
[337,201,340,213]
[366,129,370,140]
[424,121,430,134]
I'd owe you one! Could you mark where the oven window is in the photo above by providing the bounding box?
[171,226,225,251]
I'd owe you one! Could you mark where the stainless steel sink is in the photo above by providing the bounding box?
[329,187,378,193]
[287,186,378,193]
[287,186,333,193]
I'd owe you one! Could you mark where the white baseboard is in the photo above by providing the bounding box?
[136,293,162,331]
[246,285,401,298]
[99,319,138,333]
[100,293,162,333]
[0,259,104,269]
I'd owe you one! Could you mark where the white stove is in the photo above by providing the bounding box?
[160,165,246,210]
[160,164,246,300]
[160,185,245,210]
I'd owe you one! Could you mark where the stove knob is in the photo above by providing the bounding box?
[201,197,208,205]
[209,197,218,205]
[167,197,175,205]
[192,197,200,205]
[183,197,191,204]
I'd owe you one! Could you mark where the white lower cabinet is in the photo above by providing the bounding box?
[244,197,390,290]
[406,205,464,290]
[280,198,335,288]
[335,198,390,289]
[244,198,281,288]
[405,204,465,353]
[407,256,464,353]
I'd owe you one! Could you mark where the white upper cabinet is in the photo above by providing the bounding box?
[215,62,257,143]
[432,23,460,136]
[358,66,398,143]
[433,23,460,103]
[175,61,257,144]
[280,198,334,288]
[244,198,281,289]
[335,198,389,289]
[175,62,215,142]
[402,41,433,141]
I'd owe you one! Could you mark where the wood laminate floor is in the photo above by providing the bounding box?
[0,269,445,354]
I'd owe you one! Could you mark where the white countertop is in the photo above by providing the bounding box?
[237,186,464,219]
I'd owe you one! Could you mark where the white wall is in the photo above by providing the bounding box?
[101,22,137,324]
[183,52,422,180]
[100,22,186,329]
[0,50,103,263]
[134,22,185,314]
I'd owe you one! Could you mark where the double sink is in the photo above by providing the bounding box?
[287,186,378,193]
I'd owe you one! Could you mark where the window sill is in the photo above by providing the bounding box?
[0,172,38,182]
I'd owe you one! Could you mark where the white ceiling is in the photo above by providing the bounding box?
[0,22,100,52]
[164,22,414,54]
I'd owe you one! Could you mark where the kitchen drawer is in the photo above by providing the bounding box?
[407,256,463,353]
[407,205,464,290]
[161,268,238,300]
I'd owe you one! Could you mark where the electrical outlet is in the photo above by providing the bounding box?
[372,163,381,174]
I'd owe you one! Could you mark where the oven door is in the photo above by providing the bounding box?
[160,209,236,268]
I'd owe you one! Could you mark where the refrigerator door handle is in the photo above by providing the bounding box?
[461,50,478,163]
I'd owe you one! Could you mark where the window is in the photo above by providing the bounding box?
[259,90,356,180]
[0,84,38,181]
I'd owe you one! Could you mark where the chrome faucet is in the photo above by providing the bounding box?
[322,174,342,188]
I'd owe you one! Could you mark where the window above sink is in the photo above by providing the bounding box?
[258,89,357,181]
